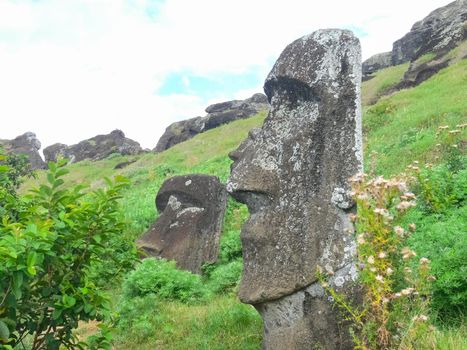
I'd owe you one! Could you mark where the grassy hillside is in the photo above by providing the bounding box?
[19,58,466,349]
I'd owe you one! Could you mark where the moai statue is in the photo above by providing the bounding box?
[137,174,227,274]
[227,29,362,349]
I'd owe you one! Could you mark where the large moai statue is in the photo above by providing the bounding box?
[137,174,228,274]
[227,29,362,349]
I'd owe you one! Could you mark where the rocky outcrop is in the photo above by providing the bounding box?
[137,174,228,274]
[392,0,466,65]
[0,132,46,169]
[362,51,392,76]
[154,93,269,152]
[227,29,362,349]
[43,130,142,163]
[363,0,466,87]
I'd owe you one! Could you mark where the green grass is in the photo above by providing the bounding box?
[113,294,263,350]
[364,59,467,176]
[361,63,409,105]
[18,56,467,348]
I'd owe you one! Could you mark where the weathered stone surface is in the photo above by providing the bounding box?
[392,0,466,65]
[0,132,46,169]
[153,117,205,153]
[43,129,142,163]
[227,29,362,349]
[153,93,269,152]
[362,51,392,76]
[137,174,228,274]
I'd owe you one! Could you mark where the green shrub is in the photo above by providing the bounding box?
[413,164,466,214]
[0,157,133,349]
[122,258,207,303]
[206,259,243,294]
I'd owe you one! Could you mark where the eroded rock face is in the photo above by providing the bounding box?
[362,51,392,77]
[0,132,46,169]
[227,29,362,349]
[154,93,269,152]
[392,0,466,65]
[43,129,142,163]
[137,174,228,274]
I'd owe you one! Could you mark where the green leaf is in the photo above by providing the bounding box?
[0,320,10,341]
[0,165,9,173]
[27,252,37,276]
[47,172,55,185]
[52,308,62,320]
[63,295,76,308]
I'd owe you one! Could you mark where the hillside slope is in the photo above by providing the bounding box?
[20,59,466,349]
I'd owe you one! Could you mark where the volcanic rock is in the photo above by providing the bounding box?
[362,51,392,76]
[227,29,362,349]
[43,129,142,163]
[0,132,46,169]
[137,174,228,274]
[392,0,466,65]
[153,93,269,152]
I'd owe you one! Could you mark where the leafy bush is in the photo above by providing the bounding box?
[122,258,207,303]
[412,164,466,214]
[0,158,134,349]
[405,207,467,320]
[206,260,243,294]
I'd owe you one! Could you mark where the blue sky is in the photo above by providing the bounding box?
[0,0,452,150]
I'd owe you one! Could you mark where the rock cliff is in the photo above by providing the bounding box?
[0,132,46,169]
[154,93,269,152]
[43,129,142,164]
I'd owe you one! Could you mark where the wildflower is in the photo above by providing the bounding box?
[357,234,365,245]
[386,267,394,275]
[375,275,384,283]
[378,251,387,259]
[403,192,416,200]
[321,282,329,288]
[382,297,389,304]
[357,192,368,200]
[402,247,417,260]
[397,201,416,212]
[419,257,430,265]
[408,223,416,232]
[412,315,428,322]
[349,214,358,222]
[367,256,375,264]
[401,287,415,296]
[427,275,436,282]
[316,265,323,274]
[394,226,405,237]
[370,267,377,272]
[394,292,402,298]
[404,267,412,274]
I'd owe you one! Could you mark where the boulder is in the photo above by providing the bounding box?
[227,29,362,349]
[43,129,142,163]
[392,0,466,65]
[137,174,228,274]
[0,132,46,169]
[153,117,205,153]
[362,51,392,76]
[153,93,269,152]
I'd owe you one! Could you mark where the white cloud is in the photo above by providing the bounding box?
[0,0,452,152]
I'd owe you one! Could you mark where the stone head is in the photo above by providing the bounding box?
[227,29,362,304]
[137,174,227,273]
